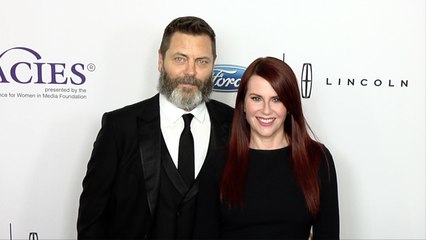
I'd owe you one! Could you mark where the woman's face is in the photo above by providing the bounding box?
[244,75,289,149]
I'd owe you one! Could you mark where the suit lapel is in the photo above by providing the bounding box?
[137,94,161,216]
[160,133,188,196]
[200,101,232,176]
[184,101,232,203]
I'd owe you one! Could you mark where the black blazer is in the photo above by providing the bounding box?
[77,94,233,239]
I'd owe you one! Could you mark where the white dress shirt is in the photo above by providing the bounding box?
[159,94,211,178]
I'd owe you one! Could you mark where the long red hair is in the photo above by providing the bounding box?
[220,57,324,218]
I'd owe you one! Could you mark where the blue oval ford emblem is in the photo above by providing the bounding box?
[212,64,246,92]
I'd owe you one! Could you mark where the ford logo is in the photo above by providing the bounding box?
[212,64,246,92]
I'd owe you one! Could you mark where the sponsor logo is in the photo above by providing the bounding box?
[298,64,408,99]
[301,63,313,98]
[212,64,245,92]
[0,47,95,85]
[286,52,409,99]
[325,77,408,87]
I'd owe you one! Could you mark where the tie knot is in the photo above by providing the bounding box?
[182,114,194,127]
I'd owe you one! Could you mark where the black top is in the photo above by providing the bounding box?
[194,146,339,240]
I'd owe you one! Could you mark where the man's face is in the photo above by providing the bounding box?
[158,32,214,111]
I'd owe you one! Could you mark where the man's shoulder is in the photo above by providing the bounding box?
[206,99,233,114]
[206,99,234,123]
[105,94,159,119]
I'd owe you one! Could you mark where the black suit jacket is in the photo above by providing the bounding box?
[77,94,233,239]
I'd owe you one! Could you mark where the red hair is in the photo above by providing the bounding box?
[220,57,324,218]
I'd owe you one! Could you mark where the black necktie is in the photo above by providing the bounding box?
[178,113,194,187]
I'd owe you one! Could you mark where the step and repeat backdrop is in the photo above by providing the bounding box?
[1,0,425,239]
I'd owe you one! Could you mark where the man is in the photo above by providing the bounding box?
[77,16,233,239]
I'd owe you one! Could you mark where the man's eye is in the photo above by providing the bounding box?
[197,59,210,65]
[175,57,185,63]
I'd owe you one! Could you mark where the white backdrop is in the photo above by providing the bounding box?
[1,0,425,239]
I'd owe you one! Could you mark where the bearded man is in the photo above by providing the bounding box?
[77,16,233,240]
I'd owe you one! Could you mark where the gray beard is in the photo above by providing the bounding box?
[157,70,212,111]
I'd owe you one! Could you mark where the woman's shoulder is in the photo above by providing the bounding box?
[315,143,338,182]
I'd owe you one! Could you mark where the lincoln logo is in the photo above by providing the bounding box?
[301,63,313,98]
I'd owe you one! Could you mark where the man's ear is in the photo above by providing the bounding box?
[158,50,163,72]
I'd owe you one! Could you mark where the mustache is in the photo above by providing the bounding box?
[175,76,203,87]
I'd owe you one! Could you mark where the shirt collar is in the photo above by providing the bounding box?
[159,93,207,126]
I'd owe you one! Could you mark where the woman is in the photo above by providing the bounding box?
[195,56,339,239]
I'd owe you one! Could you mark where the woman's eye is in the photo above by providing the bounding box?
[251,96,261,102]
[272,97,281,103]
